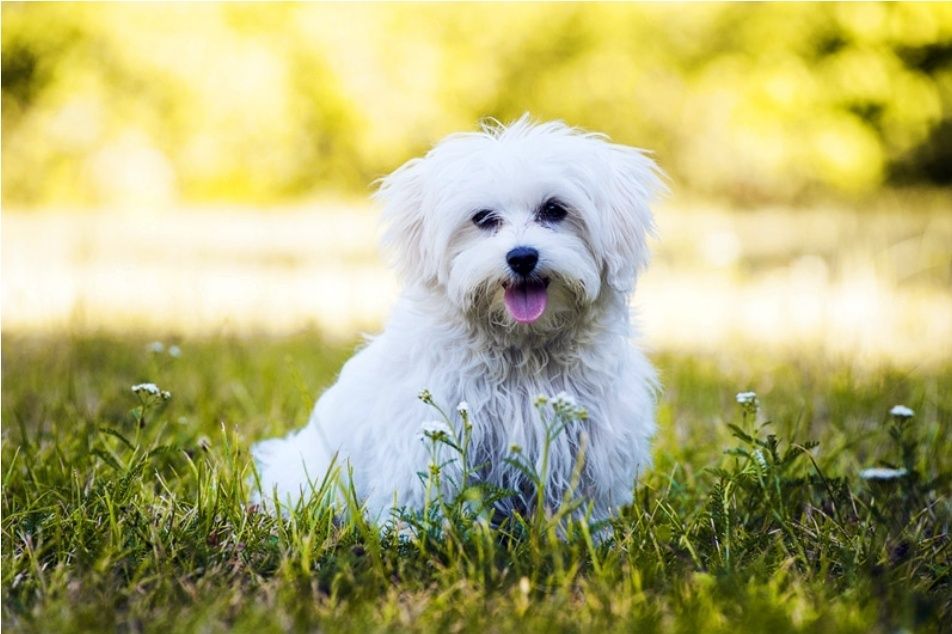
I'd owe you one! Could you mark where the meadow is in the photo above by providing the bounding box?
[2,331,949,633]
[4,3,951,631]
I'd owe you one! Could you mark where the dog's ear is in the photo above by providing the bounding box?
[598,143,666,293]
[375,157,437,287]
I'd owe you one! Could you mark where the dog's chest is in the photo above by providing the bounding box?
[453,358,611,447]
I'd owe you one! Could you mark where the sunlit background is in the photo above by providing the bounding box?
[3,3,951,366]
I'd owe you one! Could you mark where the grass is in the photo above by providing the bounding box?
[2,332,950,632]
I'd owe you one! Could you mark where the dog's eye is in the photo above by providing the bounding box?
[537,199,568,224]
[471,209,501,230]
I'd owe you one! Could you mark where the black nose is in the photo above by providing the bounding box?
[506,246,539,276]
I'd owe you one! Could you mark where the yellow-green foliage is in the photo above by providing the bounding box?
[2,3,951,206]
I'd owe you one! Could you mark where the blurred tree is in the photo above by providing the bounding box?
[2,3,950,207]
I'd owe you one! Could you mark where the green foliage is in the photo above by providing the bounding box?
[2,334,950,632]
[2,4,951,207]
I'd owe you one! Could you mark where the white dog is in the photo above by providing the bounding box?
[252,117,664,523]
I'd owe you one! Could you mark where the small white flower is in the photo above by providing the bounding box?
[753,449,767,468]
[418,420,452,443]
[147,341,181,357]
[418,389,433,404]
[736,391,757,405]
[860,467,908,481]
[132,382,171,400]
[889,405,914,419]
[420,420,451,435]
[552,391,577,408]
[543,391,588,420]
[131,382,161,396]
[457,401,470,416]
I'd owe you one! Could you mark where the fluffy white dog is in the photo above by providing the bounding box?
[252,117,665,523]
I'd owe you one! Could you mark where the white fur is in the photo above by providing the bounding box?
[252,117,665,522]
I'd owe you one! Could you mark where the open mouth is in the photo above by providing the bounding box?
[503,278,549,324]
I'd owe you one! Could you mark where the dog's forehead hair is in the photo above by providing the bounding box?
[425,143,599,223]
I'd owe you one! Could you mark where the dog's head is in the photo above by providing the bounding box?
[376,117,665,335]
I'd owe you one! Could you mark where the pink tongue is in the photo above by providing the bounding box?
[504,281,548,323]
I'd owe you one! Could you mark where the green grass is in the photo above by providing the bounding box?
[2,333,950,633]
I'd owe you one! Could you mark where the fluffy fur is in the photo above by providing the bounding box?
[252,116,665,522]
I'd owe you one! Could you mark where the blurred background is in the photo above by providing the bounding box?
[3,3,951,366]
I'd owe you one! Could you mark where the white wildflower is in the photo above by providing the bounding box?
[552,391,578,408]
[132,382,161,396]
[889,405,914,419]
[146,341,180,358]
[736,391,757,405]
[532,394,549,407]
[860,467,908,481]
[420,420,451,435]
[132,382,171,400]
[418,419,452,443]
[753,449,768,468]
[546,391,588,421]
[457,401,470,416]
[418,388,433,404]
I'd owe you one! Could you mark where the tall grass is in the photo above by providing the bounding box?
[2,333,949,632]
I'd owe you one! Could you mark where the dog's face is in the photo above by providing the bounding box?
[376,118,664,335]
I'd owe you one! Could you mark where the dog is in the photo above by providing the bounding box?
[252,116,665,524]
